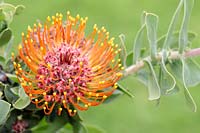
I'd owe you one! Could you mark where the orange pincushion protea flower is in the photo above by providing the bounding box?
[12,12,123,116]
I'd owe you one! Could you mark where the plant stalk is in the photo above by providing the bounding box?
[124,48,200,77]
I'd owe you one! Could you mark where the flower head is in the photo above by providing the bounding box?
[12,120,28,133]
[12,12,123,116]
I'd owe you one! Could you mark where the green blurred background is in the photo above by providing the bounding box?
[4,0,200,132]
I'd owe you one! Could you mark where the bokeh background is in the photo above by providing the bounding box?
[4,0,200,132]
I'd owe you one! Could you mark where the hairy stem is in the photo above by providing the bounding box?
[124,48,200,77]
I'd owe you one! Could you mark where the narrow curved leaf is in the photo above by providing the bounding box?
[179,0,194,53]
[163,0,183,49]
[0,99,11,125]
[117,83,134,98]
[169,58,197,112]
[145,13,159,60]
[159,57,176,95]
[133,24,145,63]
[133,11,146,63]
[137,68,148,86]
[181,58,197,112]
[144,59,160,100]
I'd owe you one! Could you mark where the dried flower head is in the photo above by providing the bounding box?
[12,12,123,116]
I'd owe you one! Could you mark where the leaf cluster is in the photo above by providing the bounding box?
[117,0,200,112]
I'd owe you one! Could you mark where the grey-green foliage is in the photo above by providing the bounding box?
[0,1,24,57]
[120,0,200,111]
[145,13,158,60]
[12,86,31,110]
[0,99,11,125]
[0,0,26,130]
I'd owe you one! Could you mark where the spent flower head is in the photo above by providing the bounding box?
[12,12,123,116]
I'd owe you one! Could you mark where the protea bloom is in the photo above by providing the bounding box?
[12,12,123,116]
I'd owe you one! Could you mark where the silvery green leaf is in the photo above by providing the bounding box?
[133,10,147,63]
[10,87,19,96]
[13,86,31,109]
[159,56,176,95]
[162,0,183,49]
[0,99,11,125]
[157,32,196,49]
[144,59,160,100]
[13,96,30,109]
[137,68,148,86]
[169,58,200,87]
[133,24,145,63]
[4,85,18,103]
[19,86,28,98]
[183,59,200,87]
[181,58,197,112]
[179,0,194,53]
[169,58,197,112]
[145,13,159,60]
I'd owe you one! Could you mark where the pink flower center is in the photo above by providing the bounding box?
[36,44,92,104]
